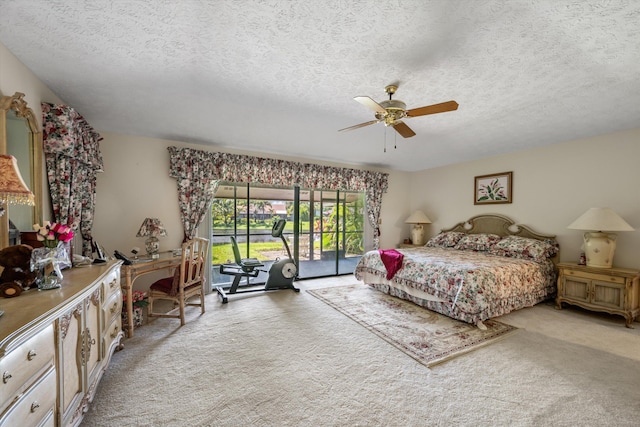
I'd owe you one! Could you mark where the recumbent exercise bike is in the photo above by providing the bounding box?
[216,219,299,303]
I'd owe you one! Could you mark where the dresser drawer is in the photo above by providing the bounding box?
[103,316,123,359]
[0,367,56,427]
[563,268,626,284]
[101,269,121,302]
[0,324,55,406]
[102,289,123,327]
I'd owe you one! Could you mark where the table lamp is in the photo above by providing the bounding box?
[405,210,432,246]
[567,207,634,268]
[0,154,35,216]
[136,218,167,258]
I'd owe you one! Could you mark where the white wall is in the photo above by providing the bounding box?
[408,129,640,269]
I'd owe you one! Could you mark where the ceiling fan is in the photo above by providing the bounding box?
[339,84,458,138]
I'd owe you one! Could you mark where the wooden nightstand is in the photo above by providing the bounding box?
[556,262,640,328]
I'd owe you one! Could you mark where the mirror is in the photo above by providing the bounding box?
[0,92,43,249]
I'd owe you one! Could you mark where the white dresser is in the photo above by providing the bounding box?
[0,261,124,427]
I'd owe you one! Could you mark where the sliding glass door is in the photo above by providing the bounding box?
[210,183,364,288]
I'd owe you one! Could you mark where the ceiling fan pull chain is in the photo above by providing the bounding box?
[384,128,387,153]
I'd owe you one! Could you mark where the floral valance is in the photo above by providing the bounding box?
[41,102,104,171]
[168,147,389,248]
[167,147,388,194]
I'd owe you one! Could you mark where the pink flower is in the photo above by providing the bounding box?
[33,222,75,247]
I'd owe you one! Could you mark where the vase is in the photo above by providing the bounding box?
[31,244,66,290]
[122,306,144,328]
[39,266,61,290]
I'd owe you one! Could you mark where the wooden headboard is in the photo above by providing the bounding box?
[441,214,557,242]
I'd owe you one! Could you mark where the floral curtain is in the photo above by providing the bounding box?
[168,147,389,248]
[42,102,103,256]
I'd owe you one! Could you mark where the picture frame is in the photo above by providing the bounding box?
[474,171,512,204]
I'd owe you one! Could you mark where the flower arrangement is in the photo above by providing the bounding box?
[124,290,149,308]
[33,221,74,248]
[122,291,147,329]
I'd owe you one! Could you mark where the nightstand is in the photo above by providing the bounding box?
[397,244,423,249]
[556,262,640,328]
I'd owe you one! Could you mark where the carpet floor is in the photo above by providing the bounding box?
[81,275,640,427]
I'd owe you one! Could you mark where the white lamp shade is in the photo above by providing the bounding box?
[405,210,432,224]
[567,208,634,232]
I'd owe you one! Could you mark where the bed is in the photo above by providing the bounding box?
[354,214,559,328]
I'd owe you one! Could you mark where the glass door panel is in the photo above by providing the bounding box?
[339,192,365,274]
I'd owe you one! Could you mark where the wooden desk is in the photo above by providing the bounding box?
[121,251,181,337]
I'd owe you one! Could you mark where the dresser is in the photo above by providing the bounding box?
[0,261,124,427]
[556,262,640,328]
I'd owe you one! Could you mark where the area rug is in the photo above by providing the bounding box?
[308,283,518,367]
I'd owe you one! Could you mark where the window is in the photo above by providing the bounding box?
[211,183,364,287]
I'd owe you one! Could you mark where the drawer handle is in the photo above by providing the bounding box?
[27,349,37,361]
[110,301,118,313]
[109,278,117,289]
[31,401,40,413]
[2,371,11,383]
[111,326,119,339]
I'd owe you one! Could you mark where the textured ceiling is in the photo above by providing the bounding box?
[1,0,639,172]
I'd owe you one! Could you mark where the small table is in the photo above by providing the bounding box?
[121,251,181,337]
[556,262,640,328]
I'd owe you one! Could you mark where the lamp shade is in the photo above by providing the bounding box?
[567,208,634,232]
[405,210,432,224]
[136,218,168,237]
[136,218,167,257]
[0,154,35,207]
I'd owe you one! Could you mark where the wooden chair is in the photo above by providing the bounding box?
[147,237,209,326]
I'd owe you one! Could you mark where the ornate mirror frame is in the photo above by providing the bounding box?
[0,92,43,249]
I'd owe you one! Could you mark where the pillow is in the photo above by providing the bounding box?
[425,231,466,248]
[489,236,558,262]
[453,233,502,251]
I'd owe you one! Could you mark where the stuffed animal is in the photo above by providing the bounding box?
[0,244,38,298]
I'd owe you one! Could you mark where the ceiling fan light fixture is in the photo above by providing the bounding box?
[376,99,407,125]
[380,99,406,111]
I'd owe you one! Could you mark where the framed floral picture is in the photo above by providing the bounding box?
[474,171,512,204]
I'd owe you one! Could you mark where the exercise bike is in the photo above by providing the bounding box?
[217,219,299,303]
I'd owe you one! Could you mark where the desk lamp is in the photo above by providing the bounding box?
[567,207,634,268]
[136,218,167,259]
[405,210,432,246]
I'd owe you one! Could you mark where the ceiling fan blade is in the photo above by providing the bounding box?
[406,100,459,117]
[392,121,416,138]
[354,96,387,114]
[338,119,380,132]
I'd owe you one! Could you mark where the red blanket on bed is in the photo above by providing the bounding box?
[378,249,404,280]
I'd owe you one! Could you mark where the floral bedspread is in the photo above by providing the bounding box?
[354,246,557,324]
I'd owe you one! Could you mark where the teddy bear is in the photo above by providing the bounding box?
[0,244,39,298]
